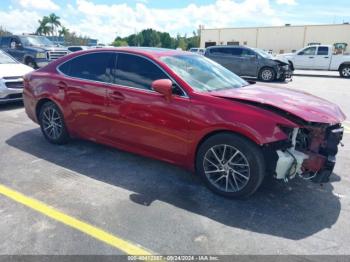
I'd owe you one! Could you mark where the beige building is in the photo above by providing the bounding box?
[200,23,350,54]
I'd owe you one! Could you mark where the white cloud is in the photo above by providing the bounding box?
[1,0,289,44]
[276,0,297,5]
[17,0,60,10]
[71,0,281,44]
[0,9,41,34]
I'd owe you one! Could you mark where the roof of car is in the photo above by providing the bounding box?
[207,45,249,49]
[76,46,192,59]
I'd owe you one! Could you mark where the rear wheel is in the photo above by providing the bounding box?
[339,65,350,78]
[39,101,69,144]
[196,133,265,198]
[258,67,276,82]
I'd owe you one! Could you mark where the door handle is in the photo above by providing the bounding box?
[57,81,67,90]
[109,91,125,100]
[309,57,314,59]
[324,57,329,58]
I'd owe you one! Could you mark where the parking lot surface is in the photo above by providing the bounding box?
[0,75,350,255]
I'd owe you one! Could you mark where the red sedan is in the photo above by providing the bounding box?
[23,48,346,198]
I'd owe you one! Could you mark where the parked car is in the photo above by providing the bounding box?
[205,45,292,82]
[67,46,90,52]
[279,45,350,77]
[0,35,69,68]
[0,50,33,103]
[23,48,345,198]
[189,48,205,55]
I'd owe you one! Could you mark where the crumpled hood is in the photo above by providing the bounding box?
[0,63,33,78]
[271,56,289,65]
[210,85,346,124]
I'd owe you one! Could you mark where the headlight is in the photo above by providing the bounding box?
[36,52,46,59]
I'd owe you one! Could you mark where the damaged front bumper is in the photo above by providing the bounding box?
[265,124,344,183]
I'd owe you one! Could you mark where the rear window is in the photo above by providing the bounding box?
[58,52,117,83]
[317,46,329,55]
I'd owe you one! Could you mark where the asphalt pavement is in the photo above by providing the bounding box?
[0,75,349,255]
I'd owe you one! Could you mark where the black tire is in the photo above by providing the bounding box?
[25,57,37,69]
[39,101,69,144]
[258,67,276,82]
[339,64,350,78]
[196,133,265,198]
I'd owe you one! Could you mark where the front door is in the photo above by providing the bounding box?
[294,46,317,69]
[104,53,191,163]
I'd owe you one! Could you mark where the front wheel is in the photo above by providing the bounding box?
[25,57,38,69]
[339,65,350,78]
[258,67,276,82]
[39,101,69,144]
[196,133,265,198]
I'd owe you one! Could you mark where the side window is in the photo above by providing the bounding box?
[58,52,117,83]
[317,46,329,55]
[210,48,231,55]
[241,48,255,57]
[116,53,169,91]
[298,47,316,56]
[230,48,243,56]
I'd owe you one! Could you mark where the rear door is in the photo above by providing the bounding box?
[293,46,317,69]
[313,46,331,70]
[57,52,117,139]
[104,53,191,163]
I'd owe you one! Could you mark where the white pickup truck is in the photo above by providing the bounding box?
[279,45,350,78]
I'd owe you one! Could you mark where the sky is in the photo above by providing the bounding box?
[0,0,349,44]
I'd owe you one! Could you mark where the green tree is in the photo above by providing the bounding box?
[112,39,128,47]
[36,16,50,36]
[160,32,172,48]
[142,29,160,47]
[47,13,61,36]
[58,26,70,37]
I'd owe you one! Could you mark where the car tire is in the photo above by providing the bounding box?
[196,133,265,198]
[39,101,69,144]
[339,65,350,78]
[258,67,276,82]
[25,57,38,69]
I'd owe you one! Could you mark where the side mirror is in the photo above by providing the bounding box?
[16,43,22,49]
[152,79,173,101]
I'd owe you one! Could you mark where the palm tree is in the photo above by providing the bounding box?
[36,16,50,36]
[47,13,61,36]
[59,26,69,37]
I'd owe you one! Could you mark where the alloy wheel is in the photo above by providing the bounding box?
[342,67,350,77]
[41,106,63,140]
[203,144,251,193]
[261,69,273,81]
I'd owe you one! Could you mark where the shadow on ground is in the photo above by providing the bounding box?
[0,102,23,111]
[6,128,341,240]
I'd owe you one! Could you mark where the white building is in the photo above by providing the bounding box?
[200,23,350,54]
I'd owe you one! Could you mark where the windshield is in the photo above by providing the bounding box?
[160,55,248,92]
[253,48,273,59]
[19,36,53,47]
[0,51,17,64]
